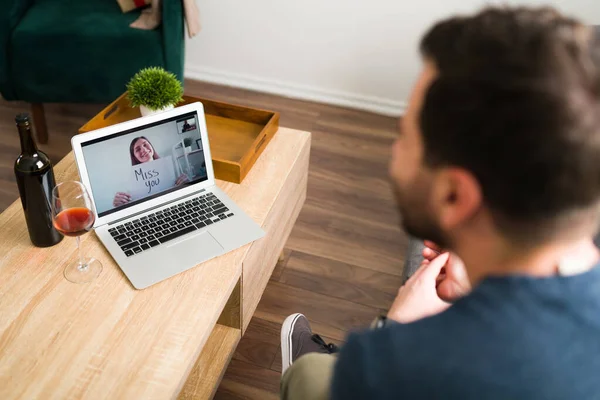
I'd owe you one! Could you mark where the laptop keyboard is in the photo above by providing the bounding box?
[107,193,234,257]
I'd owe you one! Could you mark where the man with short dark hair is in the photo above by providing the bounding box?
[279,6,600,399]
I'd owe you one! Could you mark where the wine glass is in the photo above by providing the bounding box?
[52,181,102,283]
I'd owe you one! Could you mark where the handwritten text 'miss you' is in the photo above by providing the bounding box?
[135,168,160,194]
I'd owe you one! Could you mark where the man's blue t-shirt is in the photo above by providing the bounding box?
[331,265,600,399]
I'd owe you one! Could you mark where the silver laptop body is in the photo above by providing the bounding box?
[71,102,264,289]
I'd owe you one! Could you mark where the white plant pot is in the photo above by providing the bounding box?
[184,146,192,153]
[139,104,175,117]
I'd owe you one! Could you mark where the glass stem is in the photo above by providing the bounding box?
[76,236,87,270]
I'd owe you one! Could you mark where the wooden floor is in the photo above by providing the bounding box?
[0,81,407,399]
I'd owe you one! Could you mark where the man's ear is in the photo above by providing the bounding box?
[431,168,482,230]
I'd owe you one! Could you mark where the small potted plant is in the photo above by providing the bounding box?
[127,67,184,117]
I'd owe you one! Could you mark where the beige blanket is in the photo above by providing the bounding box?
[130,0,200,38]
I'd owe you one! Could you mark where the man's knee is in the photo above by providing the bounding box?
[281,353,336,400]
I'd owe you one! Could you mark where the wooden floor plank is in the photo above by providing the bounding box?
[309,146,392,195]
[315,116,398,142]
[218,359,282,395]
[286,203,405,276]
[232,319,280,369]
[280,251,402,310]
[304,175,400,229]
[214,379,279,400]
[254,281,381,336]
[310,128,392,162]
[270,249,292,283]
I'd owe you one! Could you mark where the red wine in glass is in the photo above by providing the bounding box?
[52,181,102,283]
[53,207,95,237]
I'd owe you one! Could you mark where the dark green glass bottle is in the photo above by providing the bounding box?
[14,114,63,247]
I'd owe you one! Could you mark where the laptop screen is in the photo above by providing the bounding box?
[81,111,209,218]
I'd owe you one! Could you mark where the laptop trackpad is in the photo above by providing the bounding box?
[167,230,224,254]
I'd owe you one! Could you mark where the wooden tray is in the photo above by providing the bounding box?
[79,92,280,183]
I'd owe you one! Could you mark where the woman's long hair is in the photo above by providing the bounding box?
[129,136,160,165]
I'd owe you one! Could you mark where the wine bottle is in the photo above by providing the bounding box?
[14,114,63,247]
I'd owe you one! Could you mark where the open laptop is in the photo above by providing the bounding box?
[71,102,265,289]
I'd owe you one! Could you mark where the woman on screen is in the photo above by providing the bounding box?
[113,137,188,207]
[129,136,160,165]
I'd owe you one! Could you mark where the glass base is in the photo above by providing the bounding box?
[64,258,102,283]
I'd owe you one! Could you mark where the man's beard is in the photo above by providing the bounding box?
[393,182,450,248]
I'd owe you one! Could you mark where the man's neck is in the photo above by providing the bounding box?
[454,236,599,286]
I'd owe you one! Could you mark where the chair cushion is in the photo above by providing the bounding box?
[10,0,166,103]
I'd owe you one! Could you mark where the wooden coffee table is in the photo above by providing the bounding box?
[0,127,310,399]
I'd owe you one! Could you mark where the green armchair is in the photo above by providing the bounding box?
[0,0,184,143]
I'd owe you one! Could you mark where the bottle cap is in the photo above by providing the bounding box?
[15,113,30,124]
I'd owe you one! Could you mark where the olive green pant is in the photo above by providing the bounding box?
[280,353,337,400]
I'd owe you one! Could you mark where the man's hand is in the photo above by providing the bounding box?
[423,241,471,302]
[388,252,452,323]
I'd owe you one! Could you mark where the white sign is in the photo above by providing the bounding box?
[129,156,177,200]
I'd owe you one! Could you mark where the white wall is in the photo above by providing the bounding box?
[185,0,600,116]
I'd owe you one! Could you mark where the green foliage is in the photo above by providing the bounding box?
[183,137,193,147]
[127,67,183,110]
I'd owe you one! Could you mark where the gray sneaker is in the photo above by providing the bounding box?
[280,313,339,374]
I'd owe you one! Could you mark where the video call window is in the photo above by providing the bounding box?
[82,112,208,217]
